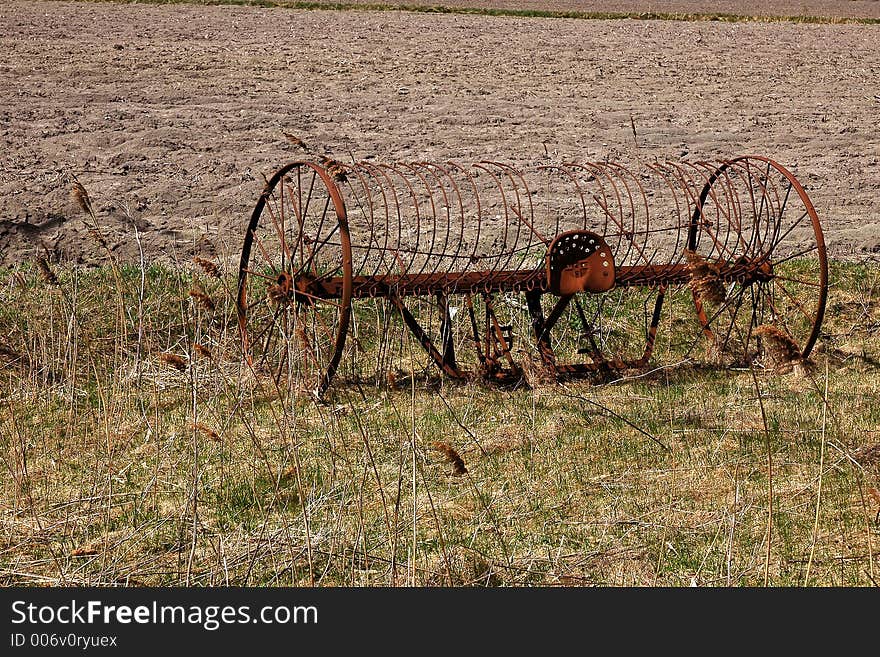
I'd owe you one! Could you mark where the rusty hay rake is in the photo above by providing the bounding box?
[236,156,827,398]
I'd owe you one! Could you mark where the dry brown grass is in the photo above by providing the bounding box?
[0,257,878,587]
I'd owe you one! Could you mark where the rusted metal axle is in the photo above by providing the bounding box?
[238,156,827,398]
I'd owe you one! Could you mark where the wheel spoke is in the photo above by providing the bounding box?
[768,210,809,251]
[264,189,295,271]
[770,242,818,267]
[250,229,279,274]
[279,175,286,271]
[300,169,317,248]
[255,305,283,369]
[773,279,816,323]
[770,273,822,288]
[718,286,748,355]
[242,267,276,282]
[293,290,342,308]
[755,161,772,228]
[294,314,323,372]
[295,207,338,277]
[778,181,793,226]
[305,193,333,272]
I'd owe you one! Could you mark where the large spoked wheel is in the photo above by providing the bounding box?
[237,162,353,398]
[686,156,828,367]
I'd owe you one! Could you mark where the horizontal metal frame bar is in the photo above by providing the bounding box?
[300,261,772,300]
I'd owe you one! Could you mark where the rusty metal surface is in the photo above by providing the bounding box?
[237,155,828,397]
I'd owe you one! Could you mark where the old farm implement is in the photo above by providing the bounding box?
[237,156,827,398]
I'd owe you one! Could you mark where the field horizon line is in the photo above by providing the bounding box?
[41,0,880,26]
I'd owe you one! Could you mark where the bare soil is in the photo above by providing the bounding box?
[1,0,879,267]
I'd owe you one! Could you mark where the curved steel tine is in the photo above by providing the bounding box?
[473,162,513,286]
[604,161,655,268]
[494,161,541,262]
[665,160,735,262]
[339,162,379,289]
[578,161,633,265]
[426,162,470,285]
[688,160,748,262]
[356,160,398,282]
[707,159,767,265]
[413,161,454,282]
[686,160,743,261]
[363,161,408,285]
[397,162,441,281]
[537,162,585,241]
[480,161,530,282]
[444,161,483,292]
[729,158,779,263]
[644,161,688,276]
[380,163,424,284]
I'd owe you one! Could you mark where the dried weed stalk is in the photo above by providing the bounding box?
[87,227,109,250]
[754,324,802,366]
[518,349,554,388]
[386,370,398,389]
[158,352,187,372]
[190,422,220,442]
[36,258,59,286]
[70,181,93,216]
[188,287,216,311]
[318,155,347,182]
[430,441,467,476]
[70,547,100,557]
[70,177,126,336]
[284,133,308,150]
[685,249,727,304]
[193,256,221,279]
